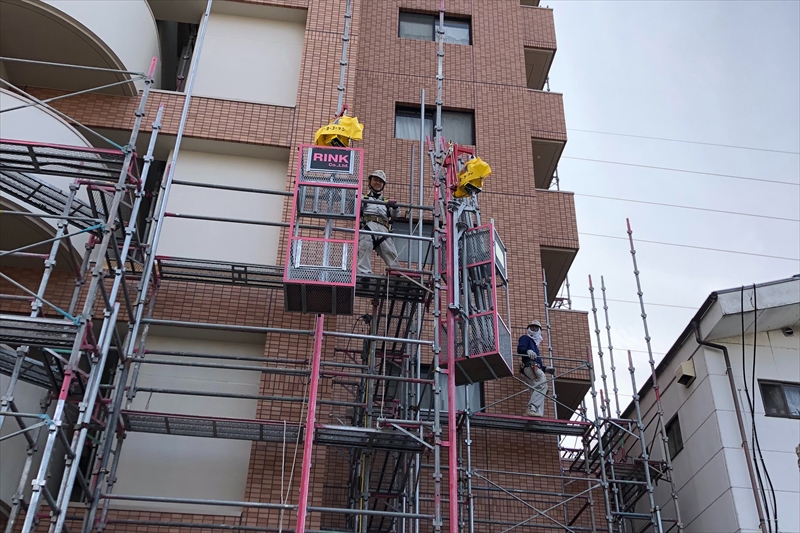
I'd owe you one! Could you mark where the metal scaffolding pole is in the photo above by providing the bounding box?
[600,276,621,418]
[7,56,160,533]
[626,351,662,532]
[588,275,611,418]
[626,219,683,533]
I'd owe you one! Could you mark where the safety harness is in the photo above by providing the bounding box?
[361,193,394,250]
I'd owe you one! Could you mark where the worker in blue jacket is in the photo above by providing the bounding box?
[517,320,555,417]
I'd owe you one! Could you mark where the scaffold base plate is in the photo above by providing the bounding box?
[121,411,303,442]
[0,314,79,349]
[469,412,591,437]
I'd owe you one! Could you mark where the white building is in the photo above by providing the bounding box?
[627,275,800,533]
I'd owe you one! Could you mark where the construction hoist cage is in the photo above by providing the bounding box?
[284,144,363,315]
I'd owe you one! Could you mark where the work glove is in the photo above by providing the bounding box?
[527,350,536,358]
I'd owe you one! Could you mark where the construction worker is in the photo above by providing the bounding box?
[358,170,400,275]
[517,320,555,417]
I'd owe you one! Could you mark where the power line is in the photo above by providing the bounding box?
[574,193,800,223]
[563,156,800,187]
[579,232,800,262]
[567,128,800,155]
[570,294,696,310]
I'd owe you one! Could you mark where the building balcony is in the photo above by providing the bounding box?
[520,3,556,91]
[537,188,578,305]
[526,90,566,188]
[547,307,592,419]
[0,0,161,95]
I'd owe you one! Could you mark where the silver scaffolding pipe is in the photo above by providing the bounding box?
[87,4,216,531]
[627,219,684,532]
[335,0,352,116]
[600,276,622,418]
[0,56,146,76]
[18,56,158,533]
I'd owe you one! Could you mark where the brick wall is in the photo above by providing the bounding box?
[1,0,602,531]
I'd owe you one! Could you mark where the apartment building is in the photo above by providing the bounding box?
[0,1,654,532]
[627,276,800,533]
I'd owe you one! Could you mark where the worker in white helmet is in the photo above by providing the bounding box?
[358,170,400,275]
[517,320,555,417]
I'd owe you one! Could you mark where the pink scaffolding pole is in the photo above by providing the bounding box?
[296,314,324,532]
[443,153,459,533]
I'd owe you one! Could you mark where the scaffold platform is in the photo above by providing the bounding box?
[155,256,285,288]
[154,256,433,307]
[121,411,303,442]
[0,314,79,349]
[0,344,62,390]
[0,139,135,184]
[469,412,591,437]
[119,411,426,453]
[354,271,432,303]
[315,424,426,452]
[0,170,95,229]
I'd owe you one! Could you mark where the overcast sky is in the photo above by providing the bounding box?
[545,0,800,411]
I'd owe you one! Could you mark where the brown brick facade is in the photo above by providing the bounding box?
[2,0,597,531]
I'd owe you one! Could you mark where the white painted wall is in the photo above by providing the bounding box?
[192,12,304,106]
[0,376,58,512]
[41,0,161,89]
[0,88,92,253]
[111,335,263,515]
[633,326,800,533]
[157,150,288,265]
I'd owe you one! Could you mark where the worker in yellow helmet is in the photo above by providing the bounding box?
[358,170,400,275]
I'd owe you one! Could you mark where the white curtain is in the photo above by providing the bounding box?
[399,13,434,41]
[395,114,433,141]
[444,19,470,45]
[442,111,474,145]
[785,385,800,416]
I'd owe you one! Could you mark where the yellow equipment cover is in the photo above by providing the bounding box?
[454,156,491,197]
[314,115,364,147]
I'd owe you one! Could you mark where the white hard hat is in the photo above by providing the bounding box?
[528,320,542,329]
[368,170,387,184]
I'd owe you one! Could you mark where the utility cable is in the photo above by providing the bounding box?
[481,189,799,225]
[575,193,800,223]
[562,156,800,187]
[579,232,799,262]
[749,287,779,532]
[569,294,696,310]
[741,287,772,533]
[567,128,800,155]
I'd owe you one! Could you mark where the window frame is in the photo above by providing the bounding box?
[398,11,472,45]
[394,105,475,146]
[665,414,684,460]
[758,379,800,420]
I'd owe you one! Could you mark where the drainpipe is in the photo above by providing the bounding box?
[692,321,768,533]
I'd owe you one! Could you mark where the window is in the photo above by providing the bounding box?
[759,380,800,419]
[665,415,683,460]
[398,12,471,45]
[420,366,482,413]
[395,106,475,146]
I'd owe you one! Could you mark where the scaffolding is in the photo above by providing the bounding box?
[0,2,684,533]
